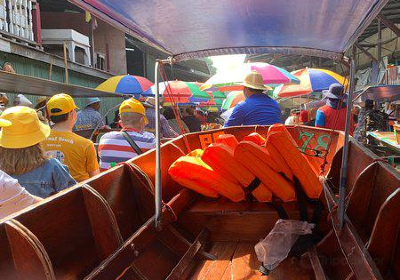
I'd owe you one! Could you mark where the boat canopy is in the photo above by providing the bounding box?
[70,0,388,61]
[0,71,123,97]
[353,84,400,103]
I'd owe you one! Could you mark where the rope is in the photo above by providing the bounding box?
[157,61,191,153]
[318,63,350,175]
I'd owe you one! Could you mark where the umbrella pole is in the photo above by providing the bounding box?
[337,47,356,229]
[154,60,163,231]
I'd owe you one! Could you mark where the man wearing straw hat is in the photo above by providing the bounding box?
[225,71,282,127]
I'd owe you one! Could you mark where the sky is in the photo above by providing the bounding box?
[210,54,246,73]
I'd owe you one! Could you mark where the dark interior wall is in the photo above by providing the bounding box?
[41,12,88,35]
[126,48,144,76]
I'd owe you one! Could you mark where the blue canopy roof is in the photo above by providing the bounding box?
[71,0,388,61]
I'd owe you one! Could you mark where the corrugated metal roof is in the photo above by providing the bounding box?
[359,0,400,41]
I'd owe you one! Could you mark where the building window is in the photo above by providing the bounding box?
[96,52,105,71]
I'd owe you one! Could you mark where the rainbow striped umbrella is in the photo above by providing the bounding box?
[96,75,153,96]
[211,90,226,99]
[199,98,223,107]
[201,62,300,92]
[152,81,212,105]
[275,68,348,98]
[221,91,245,110]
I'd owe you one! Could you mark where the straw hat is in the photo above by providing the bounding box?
[0,106,50,148]
[143,97,162,108]
[242,71,272,91]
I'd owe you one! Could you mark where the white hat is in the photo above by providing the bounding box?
[16,94,32,107]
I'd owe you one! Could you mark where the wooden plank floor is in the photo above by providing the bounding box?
[189,241,314,280]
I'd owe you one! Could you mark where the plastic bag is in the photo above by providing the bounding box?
[254,219,315,271]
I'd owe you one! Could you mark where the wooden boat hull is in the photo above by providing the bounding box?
[0,126,399,280]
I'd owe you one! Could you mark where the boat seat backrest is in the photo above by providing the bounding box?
[347,162,399,240]
[132,142,187,201]
[0,220,55,280]
[367,189,400,278]
[86,164,148,240]
[327,140,376,192]
[13,186,123,280]
[347,162,400,277]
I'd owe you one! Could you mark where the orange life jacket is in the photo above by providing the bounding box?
[242,132,293,181]
[267,124,322,199]
[168,149,245,202]
[242,132,267,146]
[202,143,272,202]
[215,133,239,149]
[234,141,296,202]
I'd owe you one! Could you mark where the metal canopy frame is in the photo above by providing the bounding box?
[66,0,390,230]
[353,84,400,103]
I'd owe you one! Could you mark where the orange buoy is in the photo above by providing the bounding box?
[202,143,272,202]
[267,124,322,199]
[168,149,245,202]
[234,142,296,202]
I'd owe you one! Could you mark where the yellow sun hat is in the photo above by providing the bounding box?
[47,93,79,116]
[0,106,51,148]
[0,118,11,127]
[119,98,148,124]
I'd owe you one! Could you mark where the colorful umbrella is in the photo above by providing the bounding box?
[221,91,245,110]
[275,68,348,98]
[199,98,223,107]
[211,90,226,99]
[152,81,211,103]
[96,75,153,96]
[201,62,300,92]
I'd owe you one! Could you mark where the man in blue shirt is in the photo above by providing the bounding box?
[73,97,104,133]
[225,71,282,127]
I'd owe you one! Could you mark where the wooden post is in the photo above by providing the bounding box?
[63,41,69,84]
[377,13,400,38]
[106,43,110,72]
[49,57,53,80]
[89,18,95,67]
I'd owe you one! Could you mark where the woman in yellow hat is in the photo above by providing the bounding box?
[0,118,42,219]
[0,106,76,198]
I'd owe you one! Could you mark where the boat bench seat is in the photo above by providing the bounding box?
[347,161,400,278]
[0,220,57,280]
[179,197,324,242]
[86,163,156,240]
[10,185,123,280]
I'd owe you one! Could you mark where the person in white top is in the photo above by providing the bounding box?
[284,109,300,125]
[0,169,41,220]
[0,118,41,220]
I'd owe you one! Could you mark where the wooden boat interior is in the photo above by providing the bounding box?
[0,125,399,280]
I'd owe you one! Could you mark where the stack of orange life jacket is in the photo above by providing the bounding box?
[168,124,322,202]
